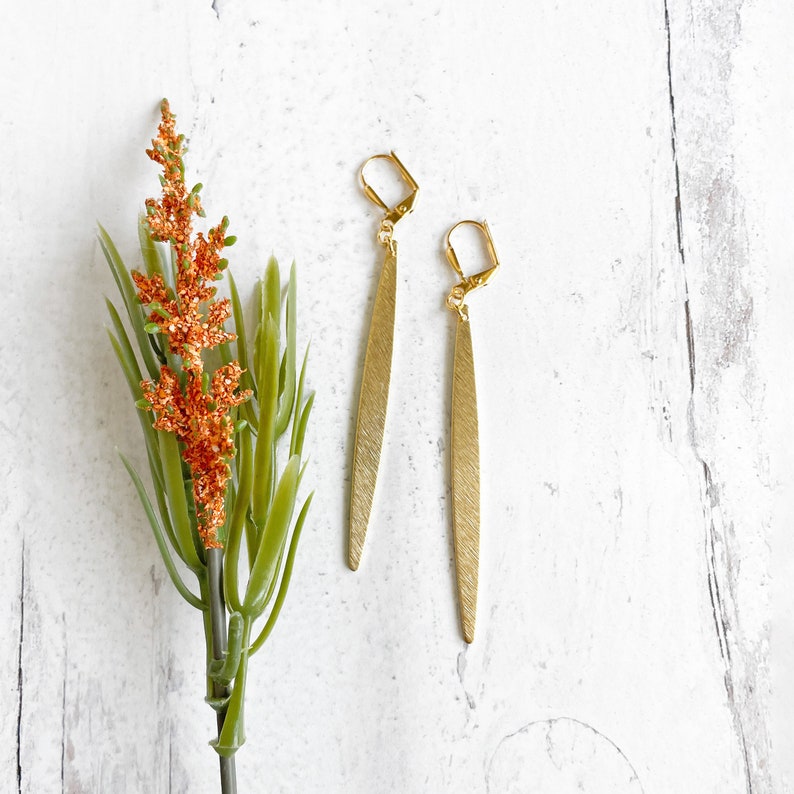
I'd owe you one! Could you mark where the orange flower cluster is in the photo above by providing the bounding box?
[134,100,251,549]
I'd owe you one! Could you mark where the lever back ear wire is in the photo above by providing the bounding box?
[348,152,420,571]
[444,219,500,643]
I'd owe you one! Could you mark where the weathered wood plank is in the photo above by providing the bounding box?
[0,0,781,791]
[666,0,772,790]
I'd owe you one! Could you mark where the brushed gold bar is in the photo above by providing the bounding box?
[444,219,500,643]
[451,318,479,643]
[348,247,398,570]
[349,152,419,571]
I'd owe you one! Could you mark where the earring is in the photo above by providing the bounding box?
[348,152,420,571]
[444,220,501,643]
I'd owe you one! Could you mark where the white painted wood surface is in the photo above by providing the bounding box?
[0,1,790,791]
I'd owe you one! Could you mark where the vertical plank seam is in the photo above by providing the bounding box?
[662,3,754,791]
[60,618,67,794]
[662,0,696,390]
[15,539,25,794]
[168,723,173,794]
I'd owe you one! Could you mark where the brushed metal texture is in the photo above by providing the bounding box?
[348,247,398,570]
[451,318,479,643]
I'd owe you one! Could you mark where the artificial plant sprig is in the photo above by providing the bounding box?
[102,100,314,793]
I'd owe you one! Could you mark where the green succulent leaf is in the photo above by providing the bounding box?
[262,255,281,333]
[98,224,160,379]
[205,695,231,713]
[228,271,253,395]
[290,344,311,456]
[119,452,206,610]
[211,618,251,757]
[138,215,166,282]
[242,455,300,617]
[251,316,279,529]
[159,430,203,572]
[208,611,244,687]
[249,492,313,655]
[224,429,252,614]
[275,261,297,436]
[292,391,315,460]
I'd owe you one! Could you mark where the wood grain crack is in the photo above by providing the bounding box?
[16,540,25,794]
[663,3,756,791]
[456,648,476,710]
[60,620,67,794]
[701,460,755,794]
[663,0,696,392]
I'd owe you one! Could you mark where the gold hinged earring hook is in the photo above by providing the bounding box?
[359,152,420,247]
[445,219,501,321]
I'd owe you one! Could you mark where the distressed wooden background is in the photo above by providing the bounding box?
[1,1,791,792]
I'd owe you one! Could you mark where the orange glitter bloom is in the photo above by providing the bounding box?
[134,100,251,549]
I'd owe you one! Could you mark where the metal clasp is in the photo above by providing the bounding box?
[445,220,500,321]
[360,152,420,250]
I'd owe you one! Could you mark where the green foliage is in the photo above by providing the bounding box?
[103,228,313,759]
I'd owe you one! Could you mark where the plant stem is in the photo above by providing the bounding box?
[207,548,237,794]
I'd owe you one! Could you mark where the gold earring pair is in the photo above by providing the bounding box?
[348,152,501,645]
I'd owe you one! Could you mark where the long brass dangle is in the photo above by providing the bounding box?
[348,152,419,571]
[445,220,500,643]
